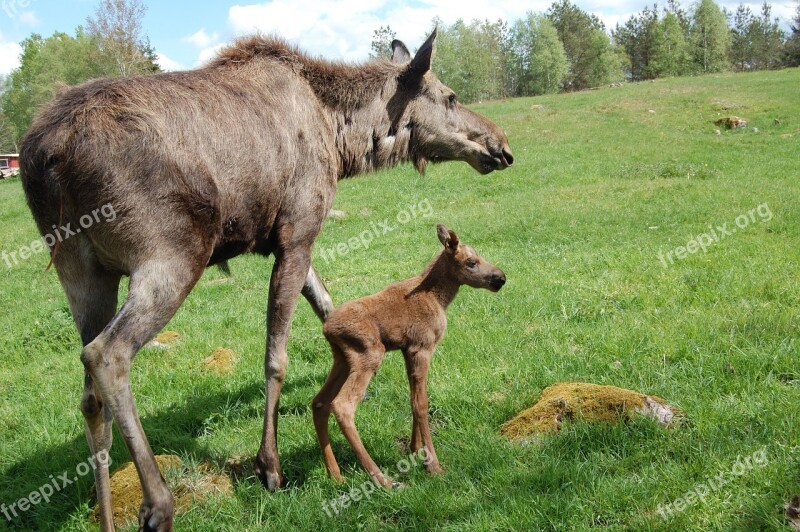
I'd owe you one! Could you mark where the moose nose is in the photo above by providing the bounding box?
[490,274,506,290]
[502,149,514,166]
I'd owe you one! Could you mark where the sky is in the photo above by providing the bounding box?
[0,0,797,75]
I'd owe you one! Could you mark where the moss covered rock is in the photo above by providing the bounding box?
[501,382,678,442]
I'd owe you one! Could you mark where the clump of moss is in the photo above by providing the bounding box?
[91,455,233,528]
[147,331,180,349]
[201,347,239,375]
[500,382,677,442]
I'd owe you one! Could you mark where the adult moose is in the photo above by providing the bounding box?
[20,30,512,531]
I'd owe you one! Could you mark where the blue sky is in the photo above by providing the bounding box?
[0,0,797,75]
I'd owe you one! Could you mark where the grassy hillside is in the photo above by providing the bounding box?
[0,68,798,531]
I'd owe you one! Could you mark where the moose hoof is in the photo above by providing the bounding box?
[390,480,406,489]
[254,459,285,491]
[138,502,174,532]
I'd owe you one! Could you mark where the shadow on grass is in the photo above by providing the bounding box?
[0,374,329,531]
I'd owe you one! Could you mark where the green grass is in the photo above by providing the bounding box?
[1,68,799,531]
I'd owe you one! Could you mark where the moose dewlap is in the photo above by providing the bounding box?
[501,382,678,441]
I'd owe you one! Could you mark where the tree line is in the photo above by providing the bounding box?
[374,0,800,102]
[0,0,158,152]
[2,0,800,152]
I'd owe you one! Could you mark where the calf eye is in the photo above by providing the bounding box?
[448,94,457,106]
[465,259,477,268]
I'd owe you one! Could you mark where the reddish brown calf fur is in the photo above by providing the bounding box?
[312,225,506,487]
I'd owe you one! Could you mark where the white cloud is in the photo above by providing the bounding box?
[184,29,220,49]
[18,10,40,26]
[228,0,385,60]
[198,43,228,64]
[0,37,22,76]
[156,53,185,72]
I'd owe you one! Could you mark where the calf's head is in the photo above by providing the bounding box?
[389,30,514,175]
[437,224,506,291]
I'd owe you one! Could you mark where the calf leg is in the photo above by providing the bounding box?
[403,347,442,474]
[311,351,348,482]
[255,244,313,491]
[331,349,395,487]
[82,258,205,531]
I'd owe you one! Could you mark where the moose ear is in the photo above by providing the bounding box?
[409,28,436,76]
[391,40,412,63]
[437,223,459,251]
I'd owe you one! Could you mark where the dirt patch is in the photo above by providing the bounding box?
[201,347,239,375]
[147,331,180,349]
[500,382,678,442]
[92,454,233,528]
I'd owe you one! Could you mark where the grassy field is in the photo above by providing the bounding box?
[1,68,799,531]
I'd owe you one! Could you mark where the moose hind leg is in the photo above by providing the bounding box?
[58,251,121,532]
[302,266,335,323]
[255,244,313,491]
[82,258,205,532]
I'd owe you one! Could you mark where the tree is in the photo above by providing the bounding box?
[86,0,158,77]
[691,0,731,73]
[2,30,109,146]
[751,2,785,70]
[433,18,511,103]
[369,25,396,59]
[614,5,660,80]
[547,0,621,89]
[0,77,16,152]
[651,11,693,76]
[730,4,756,70]
[729,3,784,71]
[509,13,568,95]
[786,1,800,66]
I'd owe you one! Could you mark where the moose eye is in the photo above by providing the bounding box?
[448,94,457,106]
[465,259,477,268]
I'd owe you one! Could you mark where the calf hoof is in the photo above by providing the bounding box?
[138,502,174,532]
[426,463,445,475]
[254,458,285,491]
[390,480,405,489]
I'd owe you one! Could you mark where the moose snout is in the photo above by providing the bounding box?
[489,272,506,291]
[501,148,514,166]
[488,146,513,171]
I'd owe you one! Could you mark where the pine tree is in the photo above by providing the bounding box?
[786,1,800,67]
[547,0,621,89]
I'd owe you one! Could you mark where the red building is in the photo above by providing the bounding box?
[0,153,19,178]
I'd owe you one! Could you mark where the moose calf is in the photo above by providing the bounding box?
[312,224,506,487]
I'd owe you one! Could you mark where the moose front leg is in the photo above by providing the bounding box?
[255,244,312,491]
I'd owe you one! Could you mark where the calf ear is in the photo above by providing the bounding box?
[437,224,459,251]
[391,40,412,63]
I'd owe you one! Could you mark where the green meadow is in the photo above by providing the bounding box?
[1,68,798,531]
